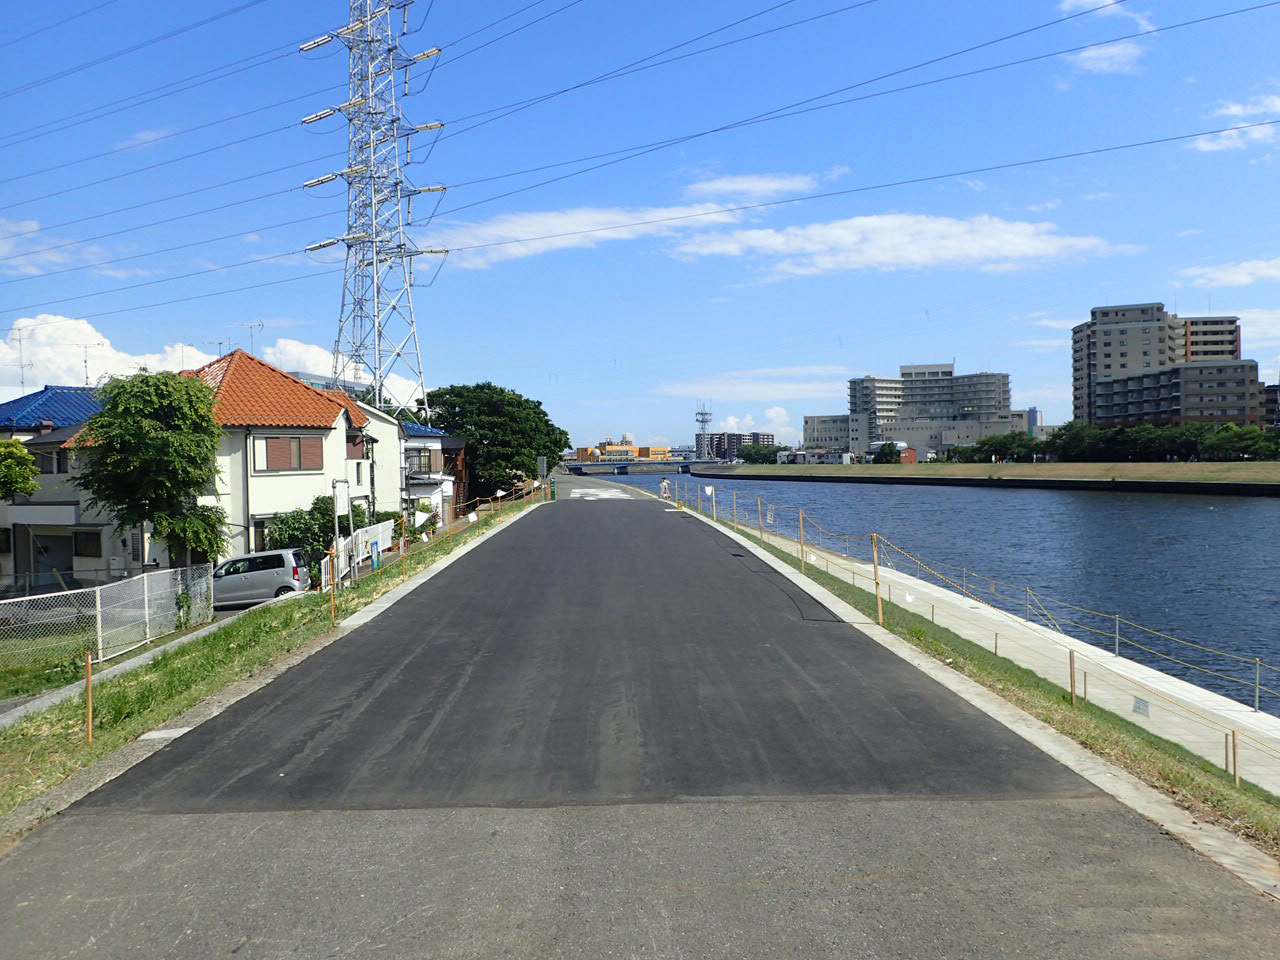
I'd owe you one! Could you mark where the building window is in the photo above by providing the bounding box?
[254,436,324,472]
[37,450,69,474]
[346,433,366,460]
[355,462,364,485]
[73,531,102,558]
[0,528,10,554]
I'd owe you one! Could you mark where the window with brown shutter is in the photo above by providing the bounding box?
[429,449,444,473]
[346,433,365,460]
[300,436,324,470]
[265,436,294,470]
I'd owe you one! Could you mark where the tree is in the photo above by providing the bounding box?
[73,371,226,563]
[736,443,790,464]
[0,438,39,500]
[266,495,373,582]
[426,382,570,495]
[872,440,901,464]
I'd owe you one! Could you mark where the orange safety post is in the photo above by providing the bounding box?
[871,533,884,626]
[400,516,408,583]
[84,650,93,744]
[799,509,806,574]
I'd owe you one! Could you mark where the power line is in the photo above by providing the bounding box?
[4,270,343,325]
[0,1,122,52]
[0,208,340,279]
[438,0,879,135]
[0,0,274,102]
[0,152,344,241]
[444,0,594,65]
[434,1,553,47]
[9,117,1276,318]
[434,119,1280,255]
[436,0,1280,216]
[0,43,302,151]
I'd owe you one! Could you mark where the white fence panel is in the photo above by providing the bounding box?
[321,520,398,588]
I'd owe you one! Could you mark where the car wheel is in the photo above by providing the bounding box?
[274,587,294,598]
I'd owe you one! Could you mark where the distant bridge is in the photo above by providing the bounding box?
[566,460,726,476]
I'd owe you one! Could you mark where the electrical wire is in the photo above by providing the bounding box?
[0,0,274,102]
[435,1,1280,216]
[0,0,122,52]
[437,0,878,134]
[0,152,344,241]
[433,119,1280,255]
[8,117,1275,317]
[434,0,553,47]
[0,201,336,275]
[444,0,594,65]
[5,270,344,325]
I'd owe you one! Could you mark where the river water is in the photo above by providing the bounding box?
[607,472,1280,714]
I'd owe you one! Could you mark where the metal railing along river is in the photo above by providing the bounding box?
[669,478,1280,794]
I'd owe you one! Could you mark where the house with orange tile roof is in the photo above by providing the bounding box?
[0,354,406,590]
[185,351,403,556]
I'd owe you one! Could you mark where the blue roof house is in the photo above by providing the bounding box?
[0,385,101,439]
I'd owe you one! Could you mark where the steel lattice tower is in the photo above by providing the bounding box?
[303,1,440,415]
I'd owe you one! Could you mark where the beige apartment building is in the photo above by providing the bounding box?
[1072,303,1262,426]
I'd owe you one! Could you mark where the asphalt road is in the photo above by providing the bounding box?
[1,475,1275,958]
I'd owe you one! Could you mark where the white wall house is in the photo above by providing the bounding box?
[402,421,460,519]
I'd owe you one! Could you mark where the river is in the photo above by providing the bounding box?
[605,472,1280,714]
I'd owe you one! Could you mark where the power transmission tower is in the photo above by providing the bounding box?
[301,2,444,416]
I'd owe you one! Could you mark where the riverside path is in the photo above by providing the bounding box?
[1,474,1275,957]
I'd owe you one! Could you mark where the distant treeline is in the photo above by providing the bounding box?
[945,421,1279,463]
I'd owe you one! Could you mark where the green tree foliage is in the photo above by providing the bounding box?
[72,372,226,562]
[0,438,39,499]
[425,382,570,495]
[736,443,790,464]
[266,495,372,582]
[872,440,902,464]
[1041,421,1278,462]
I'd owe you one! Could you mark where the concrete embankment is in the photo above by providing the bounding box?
[692,462,1280,496]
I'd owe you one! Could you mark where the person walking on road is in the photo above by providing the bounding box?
[659,477,672,500]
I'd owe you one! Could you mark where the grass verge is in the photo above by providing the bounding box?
[0,499,539,821]
[724,520,1280,859]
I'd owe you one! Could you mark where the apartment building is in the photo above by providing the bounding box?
[699,431,776,459]
[1072,303,1261,426]
[846,364,1025,456]
[802,415,851,450]
[1093,361,1265,427]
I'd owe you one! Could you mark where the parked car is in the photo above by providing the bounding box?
[213,549,310,607]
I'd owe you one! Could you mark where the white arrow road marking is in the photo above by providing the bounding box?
[570,488,634,500]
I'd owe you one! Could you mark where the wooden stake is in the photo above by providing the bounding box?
[84,650,93,744]
[871,533,884,626]
[757,497,764,540]
[1069,649,1077,705]
[328,551,337,625]
[799,509,806,574]
[1232,730,1240,787]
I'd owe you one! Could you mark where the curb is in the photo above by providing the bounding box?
[615,479,1280,903]
[0,502,543,841]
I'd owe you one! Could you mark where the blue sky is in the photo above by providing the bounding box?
[2,0,1279,447]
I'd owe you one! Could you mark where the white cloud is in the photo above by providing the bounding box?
[960,178,988,192]
[1175,228,1202,237]
[685,173,817,200]
[0,316,216,401]
[1215,94,1280,118]
[1237,309,1280,347]
[1189,124,1277,152]
[712,406,799,445]
[1180,257,1280,287]
[113,128,173,150]
[1082,192,1115,201]
[1064,41,1145,75]
[671,213,1122,277]
[1059,1,1154,31]
[1030,318,1078,330]
[262,337,423,405]
[1027,199,1062,212]
[655,365,852,402]
[424,203,744,268]
[1017,338,1069,353]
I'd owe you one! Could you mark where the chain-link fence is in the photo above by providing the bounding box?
[0,564,214,672]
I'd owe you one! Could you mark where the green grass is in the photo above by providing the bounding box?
[724,519,1280,858]
[0,499,540,822]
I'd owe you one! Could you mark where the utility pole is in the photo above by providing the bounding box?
[300,2,444,417]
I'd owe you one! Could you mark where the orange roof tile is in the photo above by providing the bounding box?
[320,389,369,428]
[183,350,353,429]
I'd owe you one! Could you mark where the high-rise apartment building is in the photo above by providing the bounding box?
[698,432,776,458]
[846,364,1024,455]
[1072,303,1260,426]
